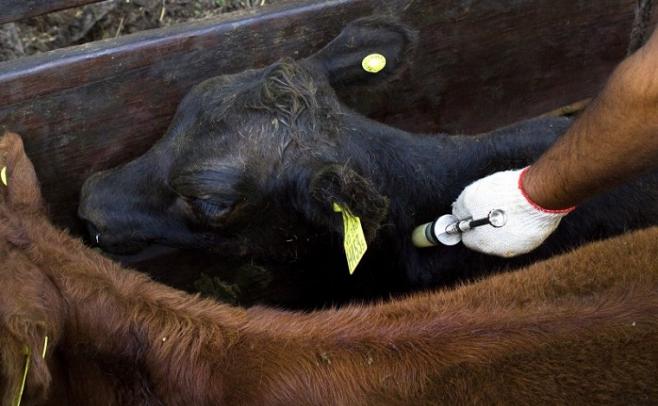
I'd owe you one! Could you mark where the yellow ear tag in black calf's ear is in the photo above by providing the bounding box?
[1,166,7,186]
[362,53,387,73]
[333,202,368,274]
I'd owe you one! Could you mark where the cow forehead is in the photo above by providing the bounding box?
[173,118,296,165]
[193,70,337,136]
[158,59,343,185]
[169,125,296,182]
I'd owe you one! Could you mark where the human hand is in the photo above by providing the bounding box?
[452,168,574,257]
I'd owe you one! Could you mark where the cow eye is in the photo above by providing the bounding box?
[186,197,231,220]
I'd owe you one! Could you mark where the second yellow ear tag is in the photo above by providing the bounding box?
[1,167,7,186]
[362,53,387,73]
[333,202,367,274]
[15,344,31,406]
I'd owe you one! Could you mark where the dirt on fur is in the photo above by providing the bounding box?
[0,0,281,62]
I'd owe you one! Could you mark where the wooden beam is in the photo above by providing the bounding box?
[0,0,105,24]
[0,0,652,232]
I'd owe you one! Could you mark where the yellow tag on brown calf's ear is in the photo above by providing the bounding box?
[1,166,7,186]
[42,336,49,359]
[14,336,48,406]
[333,202,367,274]
[15,345,31,406]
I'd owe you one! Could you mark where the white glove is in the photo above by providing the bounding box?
[452,167,574,257]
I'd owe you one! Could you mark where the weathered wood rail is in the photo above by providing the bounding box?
[0,0,654,235]
[0,0,105,24]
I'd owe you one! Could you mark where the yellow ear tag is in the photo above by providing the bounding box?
[362,53,387,73]
[333,202,367,274]
[1,166,7,186]
[15,345,31,406]
[13,336,47,406]
[42,336,49,359]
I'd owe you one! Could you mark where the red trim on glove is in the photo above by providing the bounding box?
[518,167,576,214]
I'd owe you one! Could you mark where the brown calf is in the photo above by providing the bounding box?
[1,131,657,405]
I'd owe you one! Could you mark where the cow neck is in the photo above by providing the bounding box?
[338,113,509,227]
[22,216,245,403]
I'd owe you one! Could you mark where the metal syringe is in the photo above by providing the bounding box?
[412,209,507,247]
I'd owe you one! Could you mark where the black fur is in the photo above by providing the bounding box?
[79,17,658,305]
[628,0,655,55]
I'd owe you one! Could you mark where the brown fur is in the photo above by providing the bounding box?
[1,131,658,405]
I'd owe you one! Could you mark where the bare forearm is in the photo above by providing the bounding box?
[524,31,658,210]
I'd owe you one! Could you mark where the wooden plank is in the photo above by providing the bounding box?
[0,0,652,233]
[0,0,105,24]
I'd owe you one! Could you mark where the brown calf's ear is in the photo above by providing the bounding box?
[0,132,44,213]
[304,16,418,87]
[0,262,62,406]
[309,164,389,242]
[0,324,52,406]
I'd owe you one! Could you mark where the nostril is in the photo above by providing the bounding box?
[85,221,102,246]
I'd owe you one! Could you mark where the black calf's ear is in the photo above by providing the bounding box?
[308,165,389,241]
[305,16,418,87]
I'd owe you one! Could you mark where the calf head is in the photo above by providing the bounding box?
[79,17,416,258]
[0,133,64,406]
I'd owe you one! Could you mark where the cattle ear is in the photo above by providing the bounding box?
[305,16,418,87]
[0,132,44,214]
[0,320,52,406]
[306,165,389,241]
[0,263,59,406]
